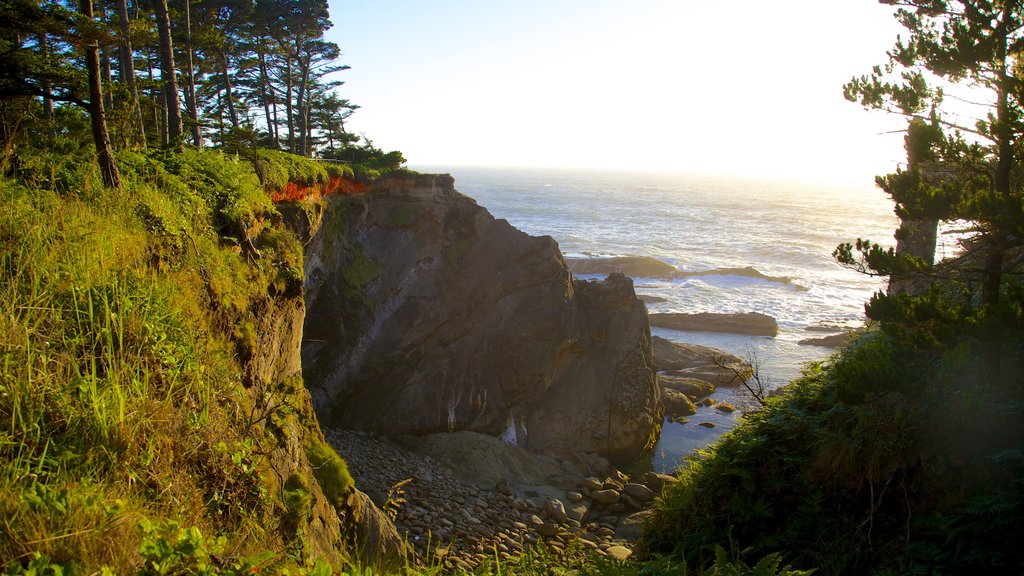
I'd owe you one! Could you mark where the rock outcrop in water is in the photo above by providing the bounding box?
[300,173,661,465]
[567,257,805,289]
[649,311,779,336]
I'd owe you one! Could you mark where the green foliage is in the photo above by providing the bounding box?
[830,330,921,402]
[1,553,71,576]
[642,360,924,574]
[839,2,1024,389]
[704,547,814,576]
[303,437,354,511]
[257,149,342,190]
[137,517,302,576]
[643,325,1024,575]
[0,146,350,573]
[321,137,406,180]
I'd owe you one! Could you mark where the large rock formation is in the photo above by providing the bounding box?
[301,173,661,465]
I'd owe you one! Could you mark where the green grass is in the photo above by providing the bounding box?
[0,146,348,573]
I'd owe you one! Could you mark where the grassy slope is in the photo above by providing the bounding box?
[0,146,356,574]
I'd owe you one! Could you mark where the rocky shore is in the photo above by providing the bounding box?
[328,429,677,570]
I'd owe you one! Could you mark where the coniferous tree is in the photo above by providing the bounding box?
[153,0,181,146]
[178,0,202,147]
[839,0,1024,383]
[79,0,121,188]
[115,0,146,145]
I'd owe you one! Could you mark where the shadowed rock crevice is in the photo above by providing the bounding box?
[301,173,661,466]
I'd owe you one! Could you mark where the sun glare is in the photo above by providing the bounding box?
[330,0,909,184]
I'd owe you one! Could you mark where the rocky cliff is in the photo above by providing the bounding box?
[299,173,661,465]
[240,246,405,567]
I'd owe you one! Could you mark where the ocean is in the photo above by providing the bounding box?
[415,165,901,472]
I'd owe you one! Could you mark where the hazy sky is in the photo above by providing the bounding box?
[325,0,908,184]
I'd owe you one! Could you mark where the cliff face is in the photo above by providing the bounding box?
[301,173,661,465]
[239,253,407,567]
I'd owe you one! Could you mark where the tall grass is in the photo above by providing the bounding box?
[0,147,311,572]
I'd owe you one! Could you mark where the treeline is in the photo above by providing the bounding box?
[0,0,366,189]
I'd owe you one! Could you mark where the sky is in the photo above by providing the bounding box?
[324,0,909,185]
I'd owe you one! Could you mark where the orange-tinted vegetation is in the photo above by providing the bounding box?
[269,176,367,202]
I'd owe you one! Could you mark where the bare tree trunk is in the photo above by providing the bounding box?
[271,89,280,147]
[153,0,182,148]
[79,0,121,189]
[220,51,239,128]
[284,59,294,152]
[116,0,145,146]
[296,55,310,156]
[216,90,225,144]
[98,0,114,111]
[146,52,164,146]
[181,0,202,148]
[258,52,278,148]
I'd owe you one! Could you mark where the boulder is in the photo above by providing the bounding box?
[652,336,741,370]
[567,259,801,290]
[643,472,678,491]
[661,388,697,419]
[590,489,621,505]
[301,173,661,466]
[616,510,651,541]
[607,545,633,561]
[652,336,751,386]
[538,522,559,537]
[623,483,655,503]
[351,490,409,569]
[799,331,855,348]
[649,311,779,336]
[545,498,568,524]
[566,256,682,278]
[658,373,715,399]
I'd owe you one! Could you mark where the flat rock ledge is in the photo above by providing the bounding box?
[798,330,858,349]
[327,429,677,570]
[652,336,752,385]
[649,312,779,336]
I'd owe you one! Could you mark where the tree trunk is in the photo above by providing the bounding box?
[285,59,295,152]
[981,4,1013,381]
[216,90,225,144]
[181,0,202,148]
[116,0,145,146]
[220,51,239,128]
[258,52,278,148]
[296,55,310,156]
[153,0,182,148]
[98,0,114,111]
[146,52,164,146]
[79,0,121,189]
[271,88,280,147]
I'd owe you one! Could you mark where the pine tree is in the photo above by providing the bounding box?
[839,0,1024,383]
